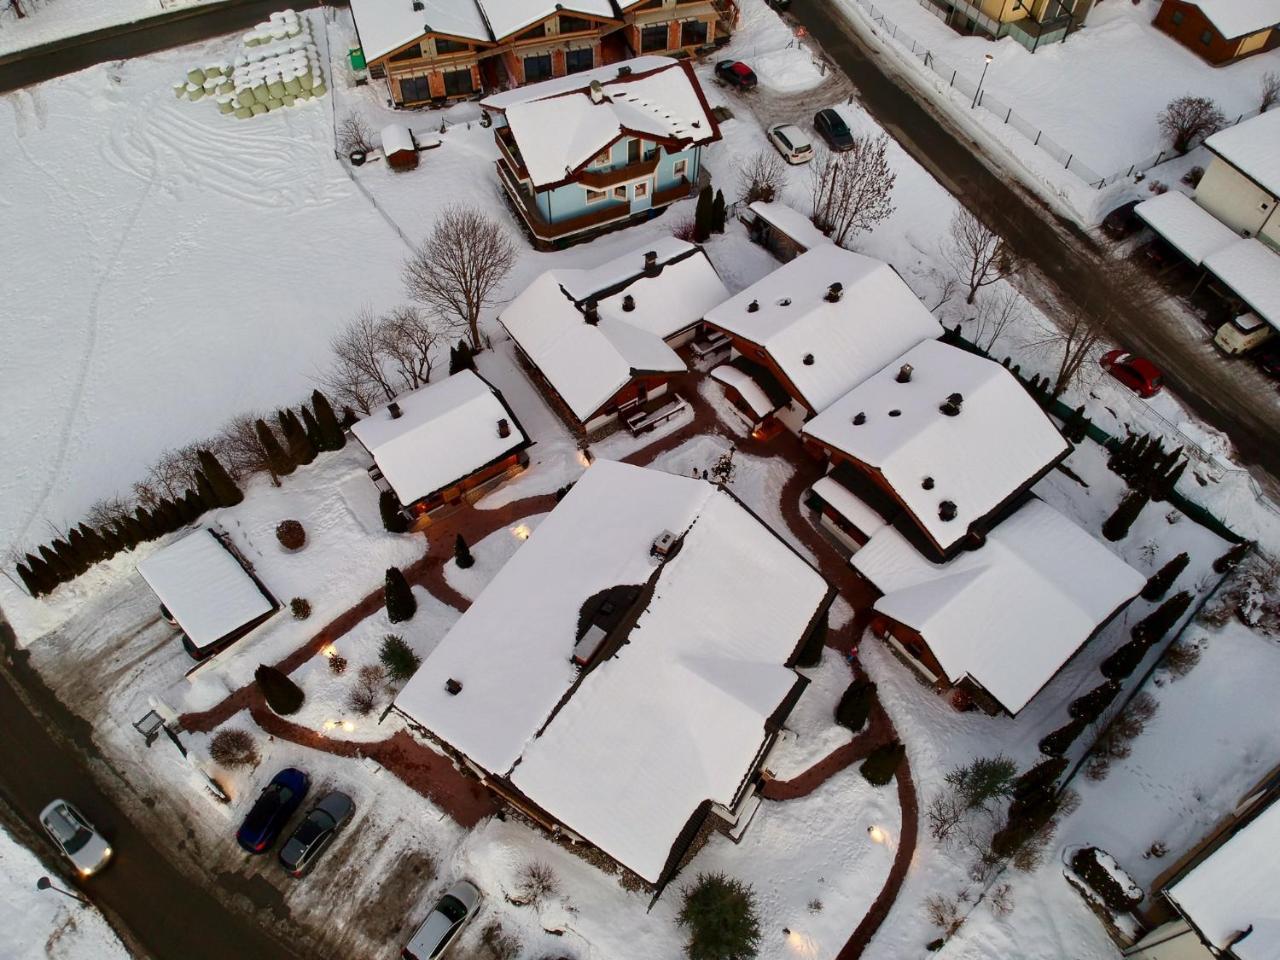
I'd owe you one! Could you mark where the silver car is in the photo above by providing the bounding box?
[39,800,112,877]
[403,880,482,959]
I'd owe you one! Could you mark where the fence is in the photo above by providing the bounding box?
[849,0,1263,190]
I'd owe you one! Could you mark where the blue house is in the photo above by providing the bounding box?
[482,56,720,248]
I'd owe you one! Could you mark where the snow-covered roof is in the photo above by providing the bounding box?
[1204,238,1280,331]
[852,499,1144,714]
[394,461,830,882]
[1185,0,1280,39]
[748,200,833,253]
[482,56,675,109]
[558,235,695,301]
[803,340,1069,554]
[500,272,684,422]
[485,59,719,188]
[811,474,890,540]
[1206,108,1280,197]
[478,0,617,40]
[350,370,528,506]
[594,249,730,341]
[350,0,490,62]
[137,530,274,651]
[1135,191,1239,266]
[380,123,414,156]
[703,245,943,414]
[711,363,778,418]
[1167,794,1280,958]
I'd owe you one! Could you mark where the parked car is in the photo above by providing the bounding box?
[1100,350,1164,398]
[39,800,112,877]
[403,880,482,960]
[1254,342,1280,379]
[1102,200,1142,241]
[715,60,757,89]
[279,790,355,877]
[237,768,309,854]
[813,108,855,151]
[1214,313,1273,356]
[765,0,792,9]
[768,123,814,164]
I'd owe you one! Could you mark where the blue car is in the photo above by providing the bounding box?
[237,768,309,854]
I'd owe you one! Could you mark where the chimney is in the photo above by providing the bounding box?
[852,412,866,426]
[388,401,403,420]
[747,299,759,313]
[412,0,423,10]
[622,294,635,312]
[825,282,844,303]
[583,298,599,325]
[896,363,913,384]
[497,418,510,438]
[939,392,963,417]
[802,353,815,366]
[617,65,632,77]
[939,500,957,522]
[445,678,462,695]
[588,80,606,104]
[921,476,934,490]
[643,250,659,276]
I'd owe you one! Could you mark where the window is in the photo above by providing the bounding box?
[672,157,688,179]
[1200,29,1212,44]
[634,181,649,199]
[559,15,593,32]
[443,68,474,96]
[566,47,594,73]
[519,22,547,40]
[1170,9,1184,25]
[585,187,608,203]
[524,54,553,82]
[640,23,669,52]
[628,139,641,163]
[389,43,423,62]
[613,185,627,200]
[680,19,708,46]
[398,74,432,103]
[434,37,469,54]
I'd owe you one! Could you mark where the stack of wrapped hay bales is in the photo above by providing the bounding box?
[173,10,326,119]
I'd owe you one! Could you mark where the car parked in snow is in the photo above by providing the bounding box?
[768,124,813,164]
[39,800,112,877]
[1100,350,1164,398]
[715,60,757,89]
[403,880,482,959]
[1102,200,1142,241]
[237,768,309,854]
[279,790,355,877]
[813,108,855,151]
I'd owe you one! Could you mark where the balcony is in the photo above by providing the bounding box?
[495,127,529,179]
[577,156,660,189]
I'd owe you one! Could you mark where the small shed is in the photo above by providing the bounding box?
[744,201,832,263]
[381,123,418,170]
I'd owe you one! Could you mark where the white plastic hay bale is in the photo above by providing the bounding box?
[203,78,219,92]
[267,79,286,99]
[250,102,268,116]
[235,106,254,119]
[204,63,223,78]
[298,72,314,90]
[188,86,205,101]
[266,98,283,110]
[311,81,326,97]
[286,24,301,37]
[282,94,296,107]
[186,67,206,85]
[173,82,187,99]
[234,55,248,68]
[217,81,234,95]
[218,99,235,115]
[251,83,270,104]
[283,76,301,95]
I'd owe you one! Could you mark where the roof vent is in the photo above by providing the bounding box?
[803,353,815,366]
[853,412,866,426]
[497,418,511,438]
[411,0,423,10]
[777,297,792,307]
[617,65,632,77]
[583,298,599,325]
[939,501,957,522]
[388,401,403,420]
[652,529,677,557]
[896,363,913,384]
[644,250,660,276]
[588,80,606,104]
[939,392,963,417]
[825,282,844,303]
[622,294,635,312]
[922,476,934,490]
[747,299,759,313]
[888,409,901,417]
[445,678,463,695]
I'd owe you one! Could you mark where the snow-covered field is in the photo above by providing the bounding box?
[0,0,218,57]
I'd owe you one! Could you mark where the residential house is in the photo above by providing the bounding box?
[923,0,1095,51]
[350,370,532,529]
[500,236,729,433]
[702,244,942,436]
[617,0,737,57]
[484,57,719,247]
[852,497,1145,715]
[391,460,835,894]
[137,529,278,661]
[1124,763,1280,959]
[802,339,1071,562]
[1153,0,1280,65]
[1197,109,1280,248]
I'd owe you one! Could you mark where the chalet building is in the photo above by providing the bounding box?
[350,370,532,529]
[137,529,278,661]
[922,0,1094,51]
[1152,0,1280,65]
[1124,763,1280,959]
[703,245,942,436]
[802,339,1071,563]
[391,460,834,895]
[852,498,1144,715]
[349,0,738,109]
[500,237,730,433]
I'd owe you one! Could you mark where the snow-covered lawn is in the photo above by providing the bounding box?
[441,513,546,602]
[0,0,217,56]
[765,648,858,782]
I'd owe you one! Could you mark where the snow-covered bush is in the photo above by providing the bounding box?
[276,519,306,550]
[210,728,258,768]
[379,634,421,683]
[1070,847,1143,912]
[678,873,761,960]
[860,741,905,786]
[835,679,875,731]
[290,597,311,620]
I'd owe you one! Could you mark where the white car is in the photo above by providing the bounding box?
[39,800,112,877]
[403,880,482,959]
[768,123,813,164]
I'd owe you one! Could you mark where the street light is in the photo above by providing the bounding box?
[36,876,88,905]
[972,53,993,110]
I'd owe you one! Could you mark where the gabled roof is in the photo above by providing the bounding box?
[484,58,720,189]
[852,498,1144,714]
[350,0,491,62]
[748,200,833,253]
[1181,0,1280,39]
[350,370,528,506]
[1203,238,1280,332]
[1135,190,1240,267]
[137,530,274,650]
[1205,108,1280,198]
[803,340,1070,555]
[479,0,618,40]
[703,245,942,414]
[393,460,831,883]
[593,247,730,341]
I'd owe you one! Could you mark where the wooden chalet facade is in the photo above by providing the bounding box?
[1153,0,1280,65]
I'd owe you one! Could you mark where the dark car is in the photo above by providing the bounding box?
[279,791,355,877]
[1102,200,1142,241]
[814,108,855,151]
[766,0,792,9]
[1255,343,1280,380]
[1100,349,1164,398]
[237,768,309,854]
[715,60,757,89]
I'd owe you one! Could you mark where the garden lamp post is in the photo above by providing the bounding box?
[36,876,88,905]
[972,53,993,109]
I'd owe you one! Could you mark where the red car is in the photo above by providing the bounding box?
[1100,349,1164,398]
[715,60,757,89]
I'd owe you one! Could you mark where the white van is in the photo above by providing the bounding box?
[1214,313,1273,355]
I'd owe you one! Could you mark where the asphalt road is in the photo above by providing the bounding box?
[789,0,1280,496]
[0,618,304,960]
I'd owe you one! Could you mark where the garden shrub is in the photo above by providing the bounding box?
[860,741,905,786]
[835,679,876,731]
[276,519,306,550]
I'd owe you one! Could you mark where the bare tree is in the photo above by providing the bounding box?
[1158,95,1227,154]
[945,208,1017,305]
[1027,305,1105,399]
[809,135,897,247]
[403,205,516,350]
[972,286,1023,352]
[320,307,449,414]
[736,149,786,204]
[378,306,444,392]
[217,412,272,478]
[1262,72,1280,113]
[85,494,135,530]
[140,443,205,503]
[337,111,373,155]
